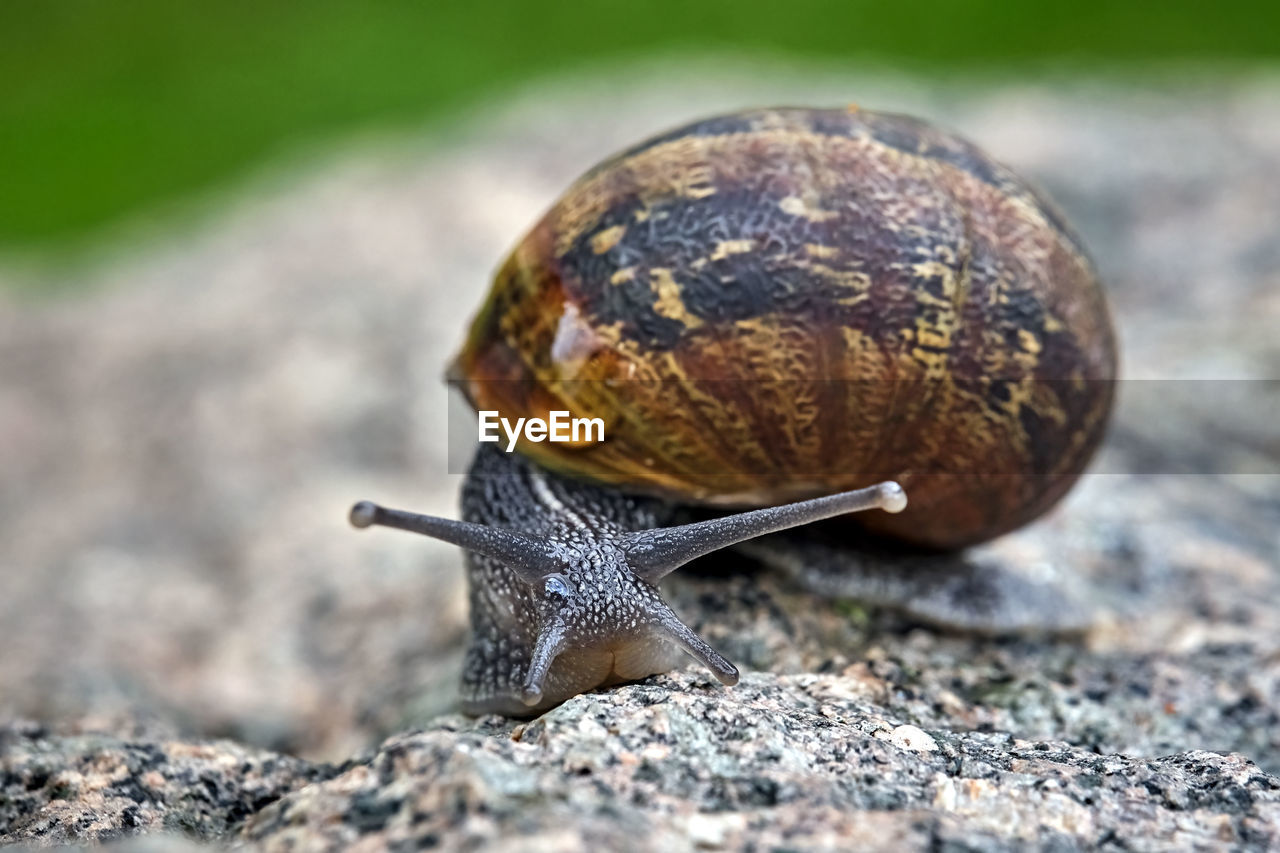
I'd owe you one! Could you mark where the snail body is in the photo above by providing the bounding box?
[353,106,1117,715]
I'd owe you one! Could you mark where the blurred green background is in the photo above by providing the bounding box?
[3,0,1277,267]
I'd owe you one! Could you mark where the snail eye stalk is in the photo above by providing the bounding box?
[621,482,907,582]
[349,500,557,586]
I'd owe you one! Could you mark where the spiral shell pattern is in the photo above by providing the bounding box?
[452,106,1116,548]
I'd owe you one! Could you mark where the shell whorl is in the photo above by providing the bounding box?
[452,106,1116,549]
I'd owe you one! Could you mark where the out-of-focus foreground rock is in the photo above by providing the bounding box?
[1,67,1277,850]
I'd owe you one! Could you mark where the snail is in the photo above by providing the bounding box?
[351,106,1116,716]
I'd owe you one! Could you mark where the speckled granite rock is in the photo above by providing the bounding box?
[0,720,331,848]
[0,63,1277,850]
[239,675,1280,851]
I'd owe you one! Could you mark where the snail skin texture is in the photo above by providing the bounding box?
[352,106,1117,715]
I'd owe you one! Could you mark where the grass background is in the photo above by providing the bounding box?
[3,0,1277,263]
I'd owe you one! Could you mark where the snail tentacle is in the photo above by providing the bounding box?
[623,482,907,583]
[520,616,568,707]
[348,499,556,586]
[652,604,740,686]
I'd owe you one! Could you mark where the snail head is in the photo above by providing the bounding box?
[349,479,906,709]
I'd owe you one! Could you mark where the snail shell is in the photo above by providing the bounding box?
[451,106,1116,549]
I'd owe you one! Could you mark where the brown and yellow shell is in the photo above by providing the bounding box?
[450,106,1117,550]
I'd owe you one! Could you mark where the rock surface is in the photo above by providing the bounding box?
[1,64,1278,849]
[242,675,1280,852]
[0,720,331,848]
